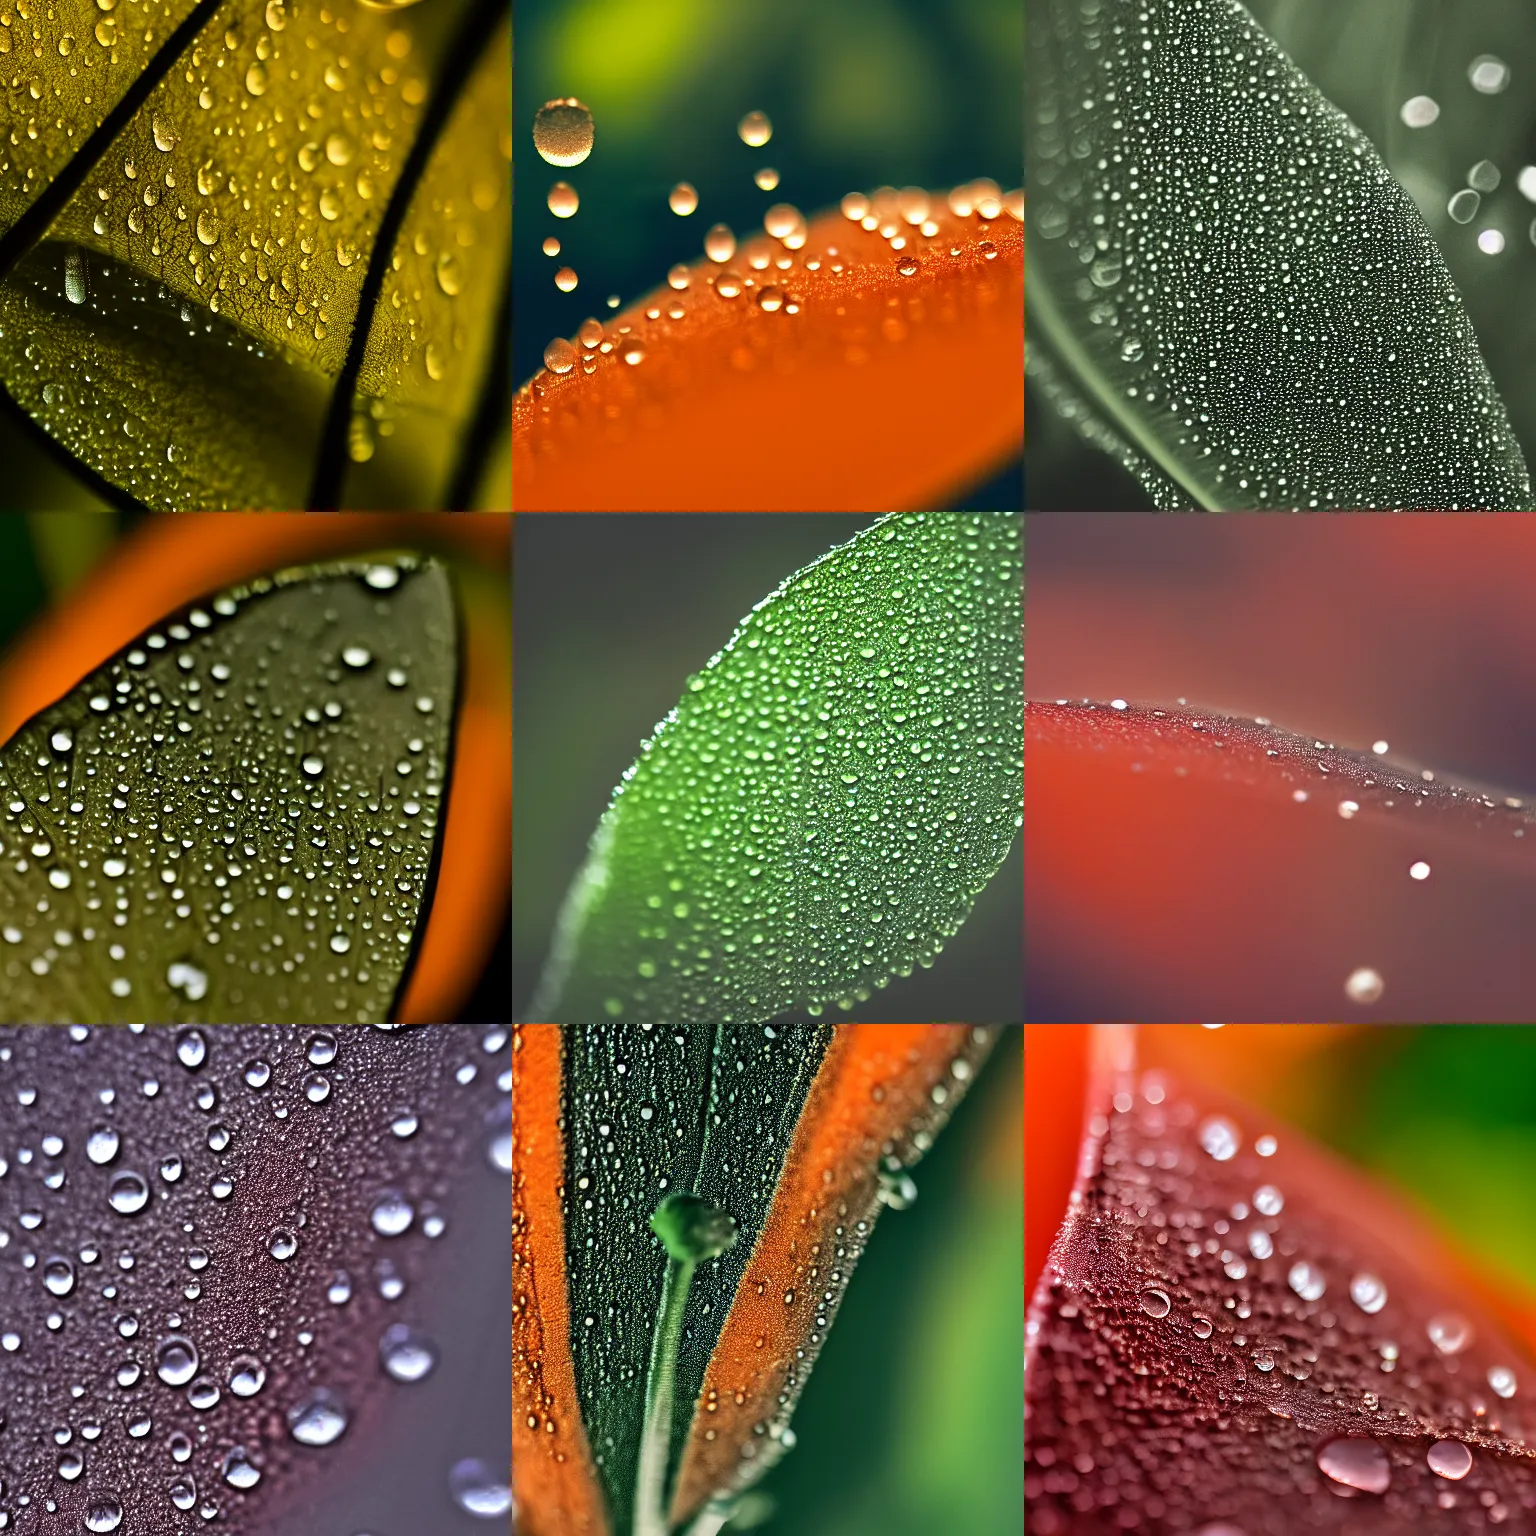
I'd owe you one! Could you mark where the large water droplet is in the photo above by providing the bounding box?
[156,1335,199,1387]
[84,1498,124,1533]
[287,1388,349,1446]
[547,181,579,218]
[1427,1439,1473,1480]
[222,1446,262,1488]
[1287,1261,1326,1301]
[543,337,577,375]
[737,110,772,147]
[370,1189,414,1236]
[86,1126,120,1165]
[1199,1116,1239,1161]
[176,1029,207,1069]
[532,97,594,167]
[43,1255,76,1296]
[449,1458,513,1517]
[1315,1436,1391,1494]
[228,1355,266,1397]
[108,1171,149,1215]
[1350,1273,1388,1314]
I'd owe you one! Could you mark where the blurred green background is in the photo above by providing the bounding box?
[513,0,1023,509]
[0,511,511,1019]
[748,1024,1021,1536]
[1029,0,1536,509]
[512,514,1023,1024]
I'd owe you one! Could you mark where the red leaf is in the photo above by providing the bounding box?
[1026,1029,1536,1534]
[1025,701,1536,1020]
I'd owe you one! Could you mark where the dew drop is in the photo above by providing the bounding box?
[1350,1273,1388,1314]
[1345,967,1384,1005]
[43,1256,77,1296]
[87,1126,120,1164]
[756,284,784,312]
[714,269,743,299]
[156,1336,199,1386]
[450,1459,513,1517]
[222,1447,262,1489]
[1448,189,1481,224]
[1469,54,1510,94]
[705,224,737,263]
[301,754,325,778]
[1315,1436,1390,1495]
[152,113,178,151]
[667,263,691,290]
[543,337,577,375]
[764,203,802,239]
[669,182,698,216]
[244,60,268,96]
[738,110,772,147]
[1401,95,1439,127]
[895,255,920,277]
[1191,1314,1214,1340]
[1253,1185,1283,1216]
[195,211,220,246]
[370,1190,414,1236]
[754,167,780,190]
[84,1498,124,1533]
[268,1229,298,1261]
[287,1388,349,1447]
[1427,1313,1473,1354]
[1287,1261,1326,1301]
[547,182,579,218]
[532,98,594,167]
[1198,1116,1239,1161]
[555,266,578,292]
[1427,1439,1473,1480]
[379,1323,439,1382]
[108,1171,150,1215]
[1488,1365,1518,1398]
[542,236,561,257]
[228,1355,266,1397]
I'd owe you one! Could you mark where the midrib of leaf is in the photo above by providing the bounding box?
[1028,264,1225,512]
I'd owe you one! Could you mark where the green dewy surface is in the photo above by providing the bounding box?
[531,511,1024,1024]
[1028,0,1533,510]
[560,1023,832,1536]
[0,555,455,1023]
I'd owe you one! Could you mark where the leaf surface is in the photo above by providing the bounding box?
[0,554,456,1023]
[1026,1033,1536,1535]
[1028,0,1532,510]
[1026,700,1536,1021]
[513,198,1021,512]
[530,512,1023,1025]
[511,1022,997,1536]
[0,0,509,509]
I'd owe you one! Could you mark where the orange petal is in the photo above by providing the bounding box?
[0,513,510,1024]
[512,1025,610,1536]
[1025,1025,1090,1305]
[513,200,1021,510]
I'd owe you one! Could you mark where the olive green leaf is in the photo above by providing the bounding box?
[1028,0,1533,510]
[0,554,456,1023]
[529,511,1023,1025]
[0,0,508,511]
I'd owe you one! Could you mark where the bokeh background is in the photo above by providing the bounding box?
[1029,0,1536,509]
[0,512,511,1022]
[513,0,1024,509]
[513,514,1023,1023]
[1026,513,1536,1020]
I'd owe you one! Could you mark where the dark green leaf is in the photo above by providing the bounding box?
[530,511,1023,1025]
[0,554,456,1023]
[1028,0,1532,509]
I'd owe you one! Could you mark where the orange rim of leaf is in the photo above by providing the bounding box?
[513,194,1021,511]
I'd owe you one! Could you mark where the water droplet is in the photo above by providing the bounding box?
[1316,1436,1391,1494]
[1254,1134,1278,1157]
[895,255,920,277]
[268,1229,298,1260]
[449,1459,512,1517]
[622,340,646,366]
[1247,1228,1273,1260]
[43,1256,76,1296]
[547,182,579,218]
[108,1171,149,1215]
[167,961,209,1002]
[1469,54,1510,94]
[156,1336,199,1386]
[555,266,578,292]
[1427,1314,1473,1354]
[756,285,784,312]
[1408,860,1432,881]
[1287,1261,1326,1301]
[287,1388,349,1446]
[228,1355,266,1396]
[705,224,737,263]
[1141,1288,1171,1319]
[1477,229,1505,255]
[152,113,178,151]
[1427,1439,1473,1480]
[754,167,780,191]
[1251,1349,1275,1372]
[87,1126,120,1164]
[533,97,594,167]
[371,1190,414,1236]
[1448,189,1481,224]
[1191,1314,1214,1340]
[300,753,325,779]
[738,110,772,147]
[379,1323,439,1382]
[84,1498,124,1533]
[195,210,220,246]
[58,1449,84,1479]
[1253,1185,1283,1216]
[667,263,692,291]
[50,727,74,752]
[244,60,268,95]
[222,1446,262,1489]
[1401,95,1439,127]
[543,337,577,375]
[669,182,698,216]
[764,203,802,239]
[64,248,89,305]
[1345,967,1384,1005]
[714,269,743,299]
[1350,1273,1388,1314]
[542,236,561,258]
[1488,1365,1518,1398]
[1199,1116,1239,1161]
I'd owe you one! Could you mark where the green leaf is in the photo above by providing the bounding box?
[0,554,456,1023]
[1028,0,1533,510]
[529,512,1023,1026]
[0,0,508,510]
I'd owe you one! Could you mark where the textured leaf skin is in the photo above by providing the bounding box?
[1026,1043,1536,1535]
[0,1022,511,1534]
[532,511,1023,1025]
[1028,0,1532,510]
[510,1023,997,1536]
[0,555,455,1024]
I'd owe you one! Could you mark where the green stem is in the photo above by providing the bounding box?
[634,1253,696,1536]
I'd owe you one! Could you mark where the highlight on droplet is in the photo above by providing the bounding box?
[548,182,579,218]
[532,97,594,167]
[738,110,772,147]
[668,182,698,216]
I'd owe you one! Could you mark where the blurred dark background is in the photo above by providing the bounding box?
[0,512,510,1022]
[512,0,1023,509]
[1030,0,1536,508]
[512,513,1023,1023]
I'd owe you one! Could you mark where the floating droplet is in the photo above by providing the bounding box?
[555,265,578,292]
[667,263,691,291]
[1350,1273,1388,1314]
[1198,1116,1239,1161]
[754,167,780,191]
[705,224,736,263]
[1316,1436,1391,1495]
[1469,54,1510,94]
[1401,95,1440,127]
[543,337,577,375]
[764,203,801,239]
[547,182,579,219]
[542,236,561,257]
[1345,967,1384,1005]
[738,110,772,147]
[532,98,594,167]
[1255,1134,1277,1157]
[1427,1440,1473,1480]
[669,182,698,216]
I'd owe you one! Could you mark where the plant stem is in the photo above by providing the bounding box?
[634,1253,696,1536]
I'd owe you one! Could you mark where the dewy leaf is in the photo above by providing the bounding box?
[0,554,456,1024]
[0,0,509,510]
[529,512,1023,1025]
[1026,1036,1536,1535]
[1027,0,1533,510]
[0,1022,512,1533]
[513,197,1021,512]
[511,1022,998,1536]
[1026,701,1536,1020]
